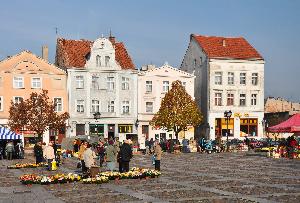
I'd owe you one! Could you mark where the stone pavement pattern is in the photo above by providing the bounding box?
[0,151,300,203]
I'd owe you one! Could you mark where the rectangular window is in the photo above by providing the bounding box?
[227,93,234,106]
[251,94,257,106]
[91,76,99,89]
[118,124,133,133]
[13,77,24,88]
[146,102,153,113]
[240,94,246,106]
[182,82,186,89]
[215,93,222,106]
[215,72,222,85]
[54,98,62,112]
[31,77,41,88]
[108,101,115,113]
[107,77,114,91]
[228,72,234,85]
[76,100,84,113]
[163,81,169,93]
[0,96,3,111]
[76,76,84,89]
[252,73,258,85]
[146,81,152,93]
[14,96,23,104]
[91,100,100,113]
[122,77,129,90]
[122,101,130,114]
[240,73,246,85]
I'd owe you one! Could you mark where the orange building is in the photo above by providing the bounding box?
[0,49,68,145]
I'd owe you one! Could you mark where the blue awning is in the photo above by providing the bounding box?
[0,127,23,140]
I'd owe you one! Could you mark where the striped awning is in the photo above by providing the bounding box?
[0,127,23,140]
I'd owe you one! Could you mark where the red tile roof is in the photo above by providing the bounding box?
[55,37,135,69]
[192,34,263,60]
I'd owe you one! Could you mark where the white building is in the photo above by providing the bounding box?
[137,63,195,144]
[56,35,138,142]
[180,34,265,140]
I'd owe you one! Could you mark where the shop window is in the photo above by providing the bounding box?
[118,124,133,133]
[240,118,258,137]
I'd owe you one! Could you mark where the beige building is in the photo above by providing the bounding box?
[0,49,68,144]
[265,97,300,115]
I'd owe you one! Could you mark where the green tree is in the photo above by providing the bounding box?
[150,80,203,139]
[8,90,69,139]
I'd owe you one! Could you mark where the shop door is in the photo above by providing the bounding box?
[108,124,115,140]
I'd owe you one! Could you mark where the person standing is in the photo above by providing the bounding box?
[5,141,14,160]
[44,142,55,170]
[96,141,106,167]
[78,141,87,173]
[83,143,96,173]
[120,139,132,172]
[34,141,44,164]
[73,140,79,153]
[154,140,162,171]
[106,140,117,171]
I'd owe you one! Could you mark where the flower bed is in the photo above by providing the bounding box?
[82,176,109,184]
[99,167,161,180]
[7,162,47,169]
[20,173,81,185]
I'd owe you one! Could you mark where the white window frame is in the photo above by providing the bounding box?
[105,56,110,66]
[13,96,23,104]
[108,100,115,113]
[91,99,100,113]
[31,77,42,89]
[96,55,101,67]
[228,72,234,85]
[91,76,99,89]
[215,93,222,106]
[76,100,84,113]
[0,96,3,111]
[76,76,84,89]
[13,76,24,89]
[227,93,234,106]
[240,94,246,106]
[122,77,129,90]
[215,72,222,85]
[163,81,169,93]
[251,94,257,106]
[252,73,258,86]
[146,102,153,113]
[240,73,246,85]
[146,81,152,93]
[107,77,115,91]
[54,97,63,112]
[122,100,130,114]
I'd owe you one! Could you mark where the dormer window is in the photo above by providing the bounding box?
[96,55,101,67]
[105,56,110,67]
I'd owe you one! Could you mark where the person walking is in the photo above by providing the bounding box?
[154,140,162,171]
[78,141,87,173]
[120,139,132,172]
[34,141,44,164]
[106,140,117,171]
[5,141,14,160]
[44,142,55,170]
[83,143,96,173]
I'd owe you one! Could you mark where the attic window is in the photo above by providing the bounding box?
[96,55,101,67]
[105,56,110,67]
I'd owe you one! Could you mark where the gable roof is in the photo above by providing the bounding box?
[55,37,135,70]
[192,34,263,60]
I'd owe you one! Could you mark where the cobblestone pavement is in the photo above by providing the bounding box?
[0,151,300,203]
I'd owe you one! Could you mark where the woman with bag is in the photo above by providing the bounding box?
[83,143,96,174]
[78,141,87,173]
[44,142,55,171]
[154,140,162,171]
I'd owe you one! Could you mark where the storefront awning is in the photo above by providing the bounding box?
[0,127,23,140]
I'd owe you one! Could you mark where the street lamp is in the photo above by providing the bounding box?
[224,110,232,152]
[93,112,101,136]
[135,119,139,129]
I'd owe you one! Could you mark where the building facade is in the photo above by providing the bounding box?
[56,36,138,143]
[0,50,68,145]
[180,34,265,140]
[137,63,195,144]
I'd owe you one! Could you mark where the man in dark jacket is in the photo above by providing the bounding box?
[34,141,44,164]
[120,139,132,172]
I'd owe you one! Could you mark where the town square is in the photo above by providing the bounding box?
[0,0,300,203]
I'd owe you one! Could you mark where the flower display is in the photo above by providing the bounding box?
[8,162,47,169]
[19,173,81,185]
[99,167,161,180]
[82,176,109,184]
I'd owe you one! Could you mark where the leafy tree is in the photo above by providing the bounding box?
[150,80,203,139]
[8,90,69,139]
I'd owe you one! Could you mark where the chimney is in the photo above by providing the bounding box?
[42,45,48,61]
[222,39,226,47]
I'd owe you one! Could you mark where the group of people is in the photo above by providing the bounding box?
[33,141,58,170]
[0,141,24,160]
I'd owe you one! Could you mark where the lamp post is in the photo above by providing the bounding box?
[135,119,139,129]
[224,110,232,152]
[93,112,101,136]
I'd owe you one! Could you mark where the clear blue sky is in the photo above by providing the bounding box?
[0,0,299,101]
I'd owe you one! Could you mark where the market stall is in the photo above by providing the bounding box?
[268,113,300,133]
[0,127,23,144]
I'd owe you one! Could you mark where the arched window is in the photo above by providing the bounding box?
[96,55,101,67]
[105,56,110,67]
